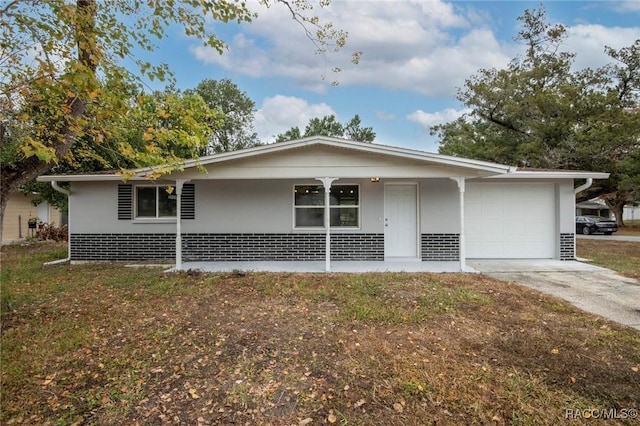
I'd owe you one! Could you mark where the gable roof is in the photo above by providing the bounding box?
[36,136,608,181]
[38,137,514,182]
[177,136,515,174]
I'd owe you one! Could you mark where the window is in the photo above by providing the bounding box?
[330,185,359,227]
[294,185,359,228]
[294,185,324,227]
[136,186,177,218]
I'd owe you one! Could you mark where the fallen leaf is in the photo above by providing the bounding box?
[354,399,366,408]
[632,366,639,372]
[188,388,200,399]
[299,418,313,426]
[551,348,559,354]
[393,402,404,413]
[327,412,337,423]
[568,376,576,384]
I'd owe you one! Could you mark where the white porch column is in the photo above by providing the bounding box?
[450,177,466,271]
[316,177,338,272]
[175,180,185,271]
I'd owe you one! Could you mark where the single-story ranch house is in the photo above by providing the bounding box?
[38,136,608,271]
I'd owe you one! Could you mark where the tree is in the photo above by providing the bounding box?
[275,114,376,142]
[432,7,639,225]
[7,77,220,213]
[0,0,353,240]
[189,79,260,154]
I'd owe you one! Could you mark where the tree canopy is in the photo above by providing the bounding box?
[432,7,640,225]
[275,114,376,142]
[0,0,353,238]
[188,79,261,154]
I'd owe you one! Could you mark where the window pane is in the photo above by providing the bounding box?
[295,208,324,227]
[331,186,358,206]
[331,207,358,227]
[137,187,156,217]
[295,186,324,206]
[158,187,177,217]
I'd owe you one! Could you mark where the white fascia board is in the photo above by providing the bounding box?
[486,170,610,179]
[37,174,151,182]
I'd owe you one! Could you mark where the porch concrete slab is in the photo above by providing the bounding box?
[470,260,640,331]
[175,260,464,273]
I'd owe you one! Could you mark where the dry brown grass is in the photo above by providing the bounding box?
[617,220,640,236]
[577,239,640,279]
[2,243,639,425]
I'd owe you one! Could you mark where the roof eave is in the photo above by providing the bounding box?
[486,171,610,179]
[37,174,150,182]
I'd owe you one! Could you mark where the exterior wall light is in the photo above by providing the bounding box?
[370,177,380,182]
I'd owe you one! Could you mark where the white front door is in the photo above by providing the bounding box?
[384,184,418,258]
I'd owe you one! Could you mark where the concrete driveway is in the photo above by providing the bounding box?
[469,260,640,331]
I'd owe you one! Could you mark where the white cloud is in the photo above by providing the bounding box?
[190,1,639,100]
[254,95,336,141]
[610,1,640,12]
[407,107,471,130]
[190,0,511,98]
[566,24,640,71]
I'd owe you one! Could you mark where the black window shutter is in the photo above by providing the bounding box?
[117,184,133,220]
[181,183,195,220]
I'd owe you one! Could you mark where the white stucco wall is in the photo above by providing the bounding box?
[70,181,177,234]
[419,178,461,234]
[191,178,386,233]
[70,177,577,261]
[556,181,576,234]
[71,179,389,234]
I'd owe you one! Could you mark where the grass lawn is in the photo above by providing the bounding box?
[577,239,640,280]
[1,243,639,425]
[617,227,640,236]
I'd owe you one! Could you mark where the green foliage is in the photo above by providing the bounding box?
[188,78,261,154]
[0,0,353,235]
[432,6,640,224]
[276,114,376,142]
[115,91,222,173]
[276,126,303,142]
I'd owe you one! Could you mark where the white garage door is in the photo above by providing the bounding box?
[465,183,555,259]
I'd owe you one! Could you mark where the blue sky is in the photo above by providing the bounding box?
[141,0,640,152]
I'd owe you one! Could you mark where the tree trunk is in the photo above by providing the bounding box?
[0,0,97,236]
[603,195,628,227]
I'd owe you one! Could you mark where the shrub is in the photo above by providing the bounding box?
[37,223,68,242]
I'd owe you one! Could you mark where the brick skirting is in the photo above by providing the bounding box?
[560,233,575,260]
[71,233,175,260]
[70,233,384,261]
[421,233,460,261]
[71,232,569,262]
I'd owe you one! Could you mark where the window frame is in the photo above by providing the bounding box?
[134,185,177,220]
[292,183,361,230]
